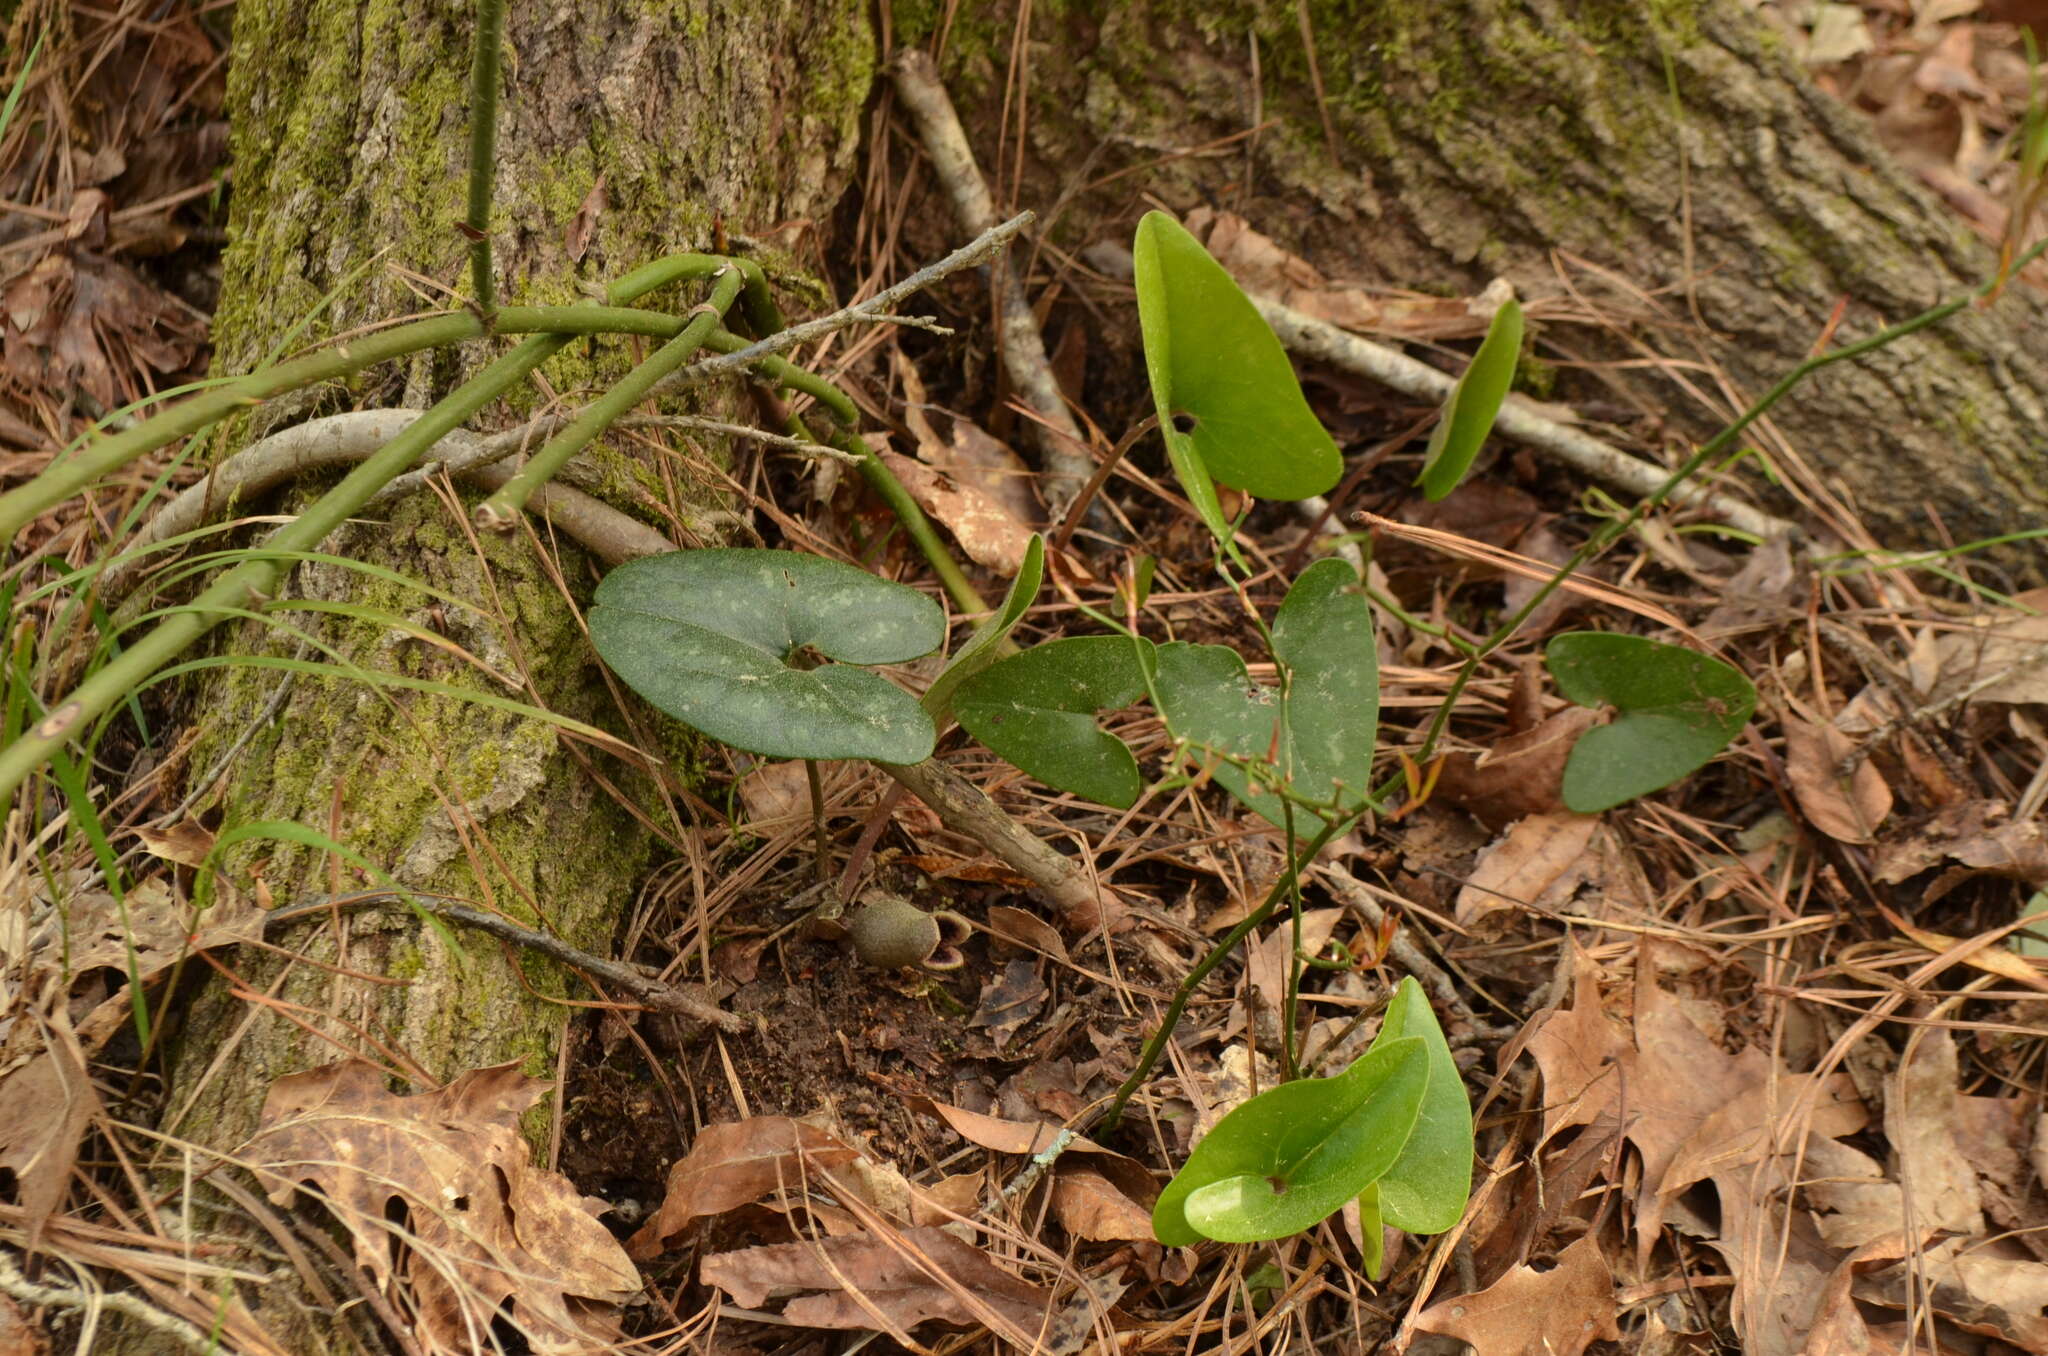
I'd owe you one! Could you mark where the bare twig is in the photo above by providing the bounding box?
[890,49,1094,515]
[643,211,1037,404]
[261,890,752,1034]
[0,1249,213,1353]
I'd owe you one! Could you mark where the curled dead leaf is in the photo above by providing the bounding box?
[1784,715,1892,844]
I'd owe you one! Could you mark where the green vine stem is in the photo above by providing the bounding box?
[1385,233,2048,799]
[0,265,734,548]
[831,429,990,617]
[474,267,746,528]
[1098,813,1352,1134]
[0,334,575,801]
[465,0,504,322]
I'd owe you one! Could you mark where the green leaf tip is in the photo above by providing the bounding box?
[1132,212,1342,544]
[1417,296,1523,502]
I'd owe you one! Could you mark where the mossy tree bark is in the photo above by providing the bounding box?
[152,0,870,1349]
[913,0,2047,564]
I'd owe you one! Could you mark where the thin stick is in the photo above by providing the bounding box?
[890,50,1094,515]
[645,212,1037,404]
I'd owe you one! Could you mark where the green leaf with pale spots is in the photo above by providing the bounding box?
[954,635,1153,809]
[1152,558,1377,830]
[590,549,943,765]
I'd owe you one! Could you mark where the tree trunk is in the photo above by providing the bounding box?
[911,0,2047,566]
[148,1,870,1349]
[145,0,2044,1347]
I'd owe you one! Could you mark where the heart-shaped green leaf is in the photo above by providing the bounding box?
[1133,212,1342,547]
[1153,559,1377,830]
[923,534,1045,725]
[1416,297,1522,502]
[1366,977,1473,1235]
[1546,632,1757,812]
[954,635,1153,809]
[1153,1036,1428,1246]
[590,549,944,764]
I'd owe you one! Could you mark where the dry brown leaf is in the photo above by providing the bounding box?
[736,759,813,826]
[134,816,215,868]
[1872,800,2048,893]
[1890,1030,1984,1234]
[1523,949,1630,1143]
[1185,207,1488,339]
[628,1116,862,1258]
[1245,907,1343,1014]
[1784,716,1892,843]
[1929,591,2048,706]
[1432,708,1599,830]
[1855,1236,2048,1350]
[0,1005,98,1253]
[969,958,1047,1052]
[700,1225,1055,1338]
[879,448,1037,576]
[0,1293,46,1356]
[1050,1165,1155,1242]
[982,905,1069,963]
[908,1098,1157,1204]
[1455,813,1600,929]
[564,172,606,262]
[247,1059,638,1355]
[1412,1233,1620,1356]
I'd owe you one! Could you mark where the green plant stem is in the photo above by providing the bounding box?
[1386,233,2048,800]
[806,758,831,885]
[475,268,746,528]
[0,336,568,803]
[1099,815,1348,1134]
[830,430,990,616]
[702,330,859,425]
[0,282,731,548]
[465,0,504,322]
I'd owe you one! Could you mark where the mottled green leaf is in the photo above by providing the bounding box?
[590,549,943,764]
[1546,632,1756,812]
[955,636,1152,809]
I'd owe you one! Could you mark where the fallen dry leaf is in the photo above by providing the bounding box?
[1411,1233,1620,1356]
[1522,948,1630,1143]
[1872,800,2048,894]
[1928,588,2048,707]
[1889,1030,1987,1235]
[628,1115,863,1258]
[1432,707,1599,830]
[970,958,1047,1052]
[1784,715,1892,844]
[880,447,1037,576]
[1050,1165,1155,1242]
[247,1059,638,1355]
[1245,907,1343,1016]
[700,1225,1056,1338]
[982,904,1069,963]
[1455,812,1600,930]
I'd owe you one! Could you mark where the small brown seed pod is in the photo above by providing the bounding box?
[848,895,970,970]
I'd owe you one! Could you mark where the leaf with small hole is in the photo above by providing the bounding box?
[589,549,943,765]
[1133,212,1342,548]
[1152,1035,1428,1246]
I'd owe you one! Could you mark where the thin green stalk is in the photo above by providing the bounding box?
[1099,815,1349,1133]
[0,290,729,547]
[0,334,570,802]
[465,0,505,321]
[1386,233,2048,798]
[832,429,990,616]
[703,329,859,424]
[475,268,746,526]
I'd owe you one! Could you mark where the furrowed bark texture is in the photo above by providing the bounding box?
[152,0,870,1348]
[911,0,2047,563]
